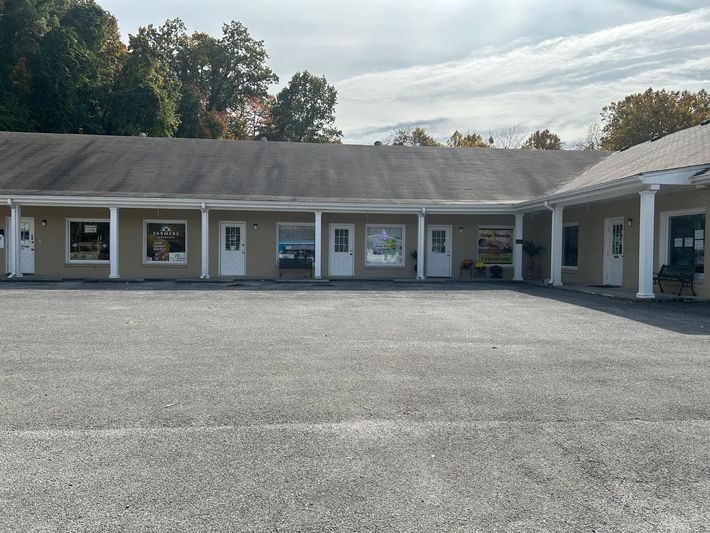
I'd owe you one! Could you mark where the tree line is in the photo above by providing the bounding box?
[385,88,710,151]
[0,0,342,142]
[1,1,708,150]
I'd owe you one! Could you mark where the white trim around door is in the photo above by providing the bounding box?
[603,217,624,286]
[5,216,35,274]
[426,224,452,277]
[329,223,354,277]
[219,221,246,276]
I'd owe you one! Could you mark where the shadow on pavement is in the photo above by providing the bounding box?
[2,278,709,335]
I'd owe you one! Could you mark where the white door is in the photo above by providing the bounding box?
[603,217,624,286]
[329,224,354,277]
[5,217,35,274]
[219,222,246,276]
[426,225,452,277]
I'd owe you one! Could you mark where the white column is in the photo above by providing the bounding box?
[9,203,22,278]
[314,211,322,279]
[109,207,119,279]
[200,206,210,279]
[417,210,426,280]
[550,206,564,286]
[513,213,524,281]
[636,188,658,299]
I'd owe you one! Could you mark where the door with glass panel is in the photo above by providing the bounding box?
[603,217,624,286]
[426,225,452,277]
[329,224,354,276]
[219,222,246,276]
[5,217,35,274]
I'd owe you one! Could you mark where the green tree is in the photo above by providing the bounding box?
[447,130,489,148]
[387,126,441,146]
[269,71,342,143]
[600,88,710,150]
[522,129,563,150]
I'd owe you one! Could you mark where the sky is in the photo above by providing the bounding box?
[101,0,710,146]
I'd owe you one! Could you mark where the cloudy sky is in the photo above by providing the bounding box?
[102,0,710,145]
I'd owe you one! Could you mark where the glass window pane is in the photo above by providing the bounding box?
[563,226,579,267]
[669,214,704,273]
[145,222,187,263]
[279,225,315,260]
[334,228,348,253]
[69,221,110,261]
[366,225,404,266]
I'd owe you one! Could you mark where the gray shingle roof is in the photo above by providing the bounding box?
[554,122,710,194]
[0,132,607,204]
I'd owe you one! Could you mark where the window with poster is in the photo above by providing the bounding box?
[365,224,405,266]
[477,227,513,265]
[66,219,110,263]
[144,220,187,264]
[665,211,705,274]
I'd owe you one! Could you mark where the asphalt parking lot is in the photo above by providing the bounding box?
[1,282,709,532]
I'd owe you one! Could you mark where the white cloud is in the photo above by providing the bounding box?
[336,8,710,145]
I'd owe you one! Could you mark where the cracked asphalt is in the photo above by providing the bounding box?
[1,282,709,531]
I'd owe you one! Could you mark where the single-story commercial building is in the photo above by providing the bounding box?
[1,122,708,298]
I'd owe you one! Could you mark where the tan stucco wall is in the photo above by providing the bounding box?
[1,207,523,280]
[561,188,709,297]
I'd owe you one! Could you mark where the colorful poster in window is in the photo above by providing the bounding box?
[366,225,404,266]
[145,222,187,263]
[477,228,513,264]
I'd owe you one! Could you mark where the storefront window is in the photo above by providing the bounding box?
[563,224,579,267]
[668,213,705,273]
[365,225,404,266]
[278,224,315,261]
[144,220,187,264]
[67,219,110,262]
[477,227,513,264]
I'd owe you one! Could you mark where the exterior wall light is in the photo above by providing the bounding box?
[627,218,633,227]
[41,220,48,227]
[252,223,259,230]
[458,226,464,232]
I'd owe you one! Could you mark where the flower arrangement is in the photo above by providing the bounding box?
[474,259,486,271]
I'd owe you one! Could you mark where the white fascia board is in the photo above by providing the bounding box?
[514,176,644,212]
[640,164,709,185]
[0,194,518,215]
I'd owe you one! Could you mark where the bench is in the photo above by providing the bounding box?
[653,264,696,296]
[278,256,313,277]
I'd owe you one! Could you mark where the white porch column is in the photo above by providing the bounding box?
[550,206,564,286]
[417,209,426,280]
[636,188,658,299]
[109,207,119,279]
[9,203,22,278]
[314,211,322,279]
[200,205,210,279]
[513,213,524,281]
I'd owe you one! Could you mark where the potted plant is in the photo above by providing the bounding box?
[522,240,544,279]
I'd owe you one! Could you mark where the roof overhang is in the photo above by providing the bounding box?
[0,194,520,215]
[515,163,710,212]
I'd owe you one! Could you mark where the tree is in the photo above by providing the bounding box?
[573,123,602,151]
[600,88,710,150]
[129,18,278,139]
[269,71,342,143]
[522,129,563,150]
[447,130,489,148]
[488,124,527,149]
[386,126,441,146]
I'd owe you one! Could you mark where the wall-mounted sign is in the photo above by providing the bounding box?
[478,228,513,264]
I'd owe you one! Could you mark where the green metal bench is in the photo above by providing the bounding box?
[653,264,696,296]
